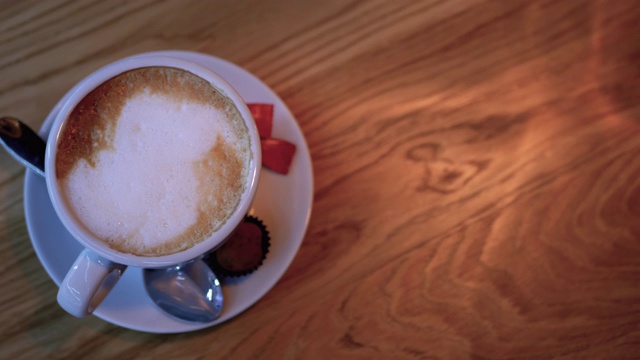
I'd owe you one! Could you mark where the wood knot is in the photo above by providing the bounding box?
[421,159,488,193]
[407,143,489,194]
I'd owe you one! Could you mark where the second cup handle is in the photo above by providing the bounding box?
[57,249,127,318]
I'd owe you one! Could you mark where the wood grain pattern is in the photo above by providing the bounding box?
[1,0,639,358]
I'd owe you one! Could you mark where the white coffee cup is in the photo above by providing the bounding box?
[48,55,261,317]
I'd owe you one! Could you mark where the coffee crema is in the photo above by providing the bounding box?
[56,67,252,256]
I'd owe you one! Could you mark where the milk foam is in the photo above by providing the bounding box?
[60,88,249,256]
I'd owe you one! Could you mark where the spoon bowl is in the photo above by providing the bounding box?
[143,259,224,323]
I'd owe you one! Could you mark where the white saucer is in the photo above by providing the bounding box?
[24,51,313,333]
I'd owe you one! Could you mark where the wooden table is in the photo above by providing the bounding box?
[1,0,639,358]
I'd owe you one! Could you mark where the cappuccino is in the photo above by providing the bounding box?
[55,67,252,256]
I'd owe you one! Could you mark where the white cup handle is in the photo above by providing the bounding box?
[57,249,127,317]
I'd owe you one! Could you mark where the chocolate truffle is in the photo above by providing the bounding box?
[205,215,270,277]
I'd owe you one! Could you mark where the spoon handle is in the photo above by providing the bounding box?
[0,117,46,177]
